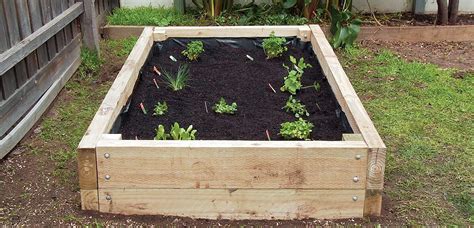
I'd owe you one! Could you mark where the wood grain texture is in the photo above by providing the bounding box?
[309,25,386,216]
[343,133,364,141]
[81,0,100,52]
[99,188,365,219]
[78,27,153,150]
[96,140,368,189]
[78,148,98,190]
[81,190,99,211]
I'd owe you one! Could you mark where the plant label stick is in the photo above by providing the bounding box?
[266,129,271,141]
[153,78,160,89]
[169,55,177,62]
[246,55,254,61]
[153,66,161,75]
[268,83,277,93]
[204,101,209,113]
[140,102,147,115]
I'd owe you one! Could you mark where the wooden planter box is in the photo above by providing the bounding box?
[78,25,386,219]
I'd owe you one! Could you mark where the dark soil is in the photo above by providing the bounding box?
[119,39,349,140]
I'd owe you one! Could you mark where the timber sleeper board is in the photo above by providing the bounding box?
[78,25,386,219]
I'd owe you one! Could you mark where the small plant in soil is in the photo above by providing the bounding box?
[262,32,288,59]
[155,122,197,140]
[162,64,189,91]
[182,41,204,61]
[283,95,309,118]
[279,118,314,140]
[281,56,312,94]
[213,97,238,114]
[153,101,168,116]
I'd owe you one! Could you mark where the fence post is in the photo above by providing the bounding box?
[80,0,100,54]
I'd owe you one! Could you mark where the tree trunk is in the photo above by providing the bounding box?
[448,0,459,24]
[436,0,448,25]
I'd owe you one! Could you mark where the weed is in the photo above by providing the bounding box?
[153,101,168,116]
[262,32,287,59]
[106,36,138,57]
[182,41,204,61]
[279,118,314,140]
[213,97,238,114]
[162,64,190,91]
[283,95,309,118]
[155,122,197,140]
[107,7,196,26]
[78,49,102,78]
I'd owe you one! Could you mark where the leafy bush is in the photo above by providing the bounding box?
[329,0,361,48]
[283,95,309,118]
[153,101,168,116]
[182,41,204,61]
[279,118,314,140]
[78,49,102,78]
[213,97,238,114]
[162,64,190,91]
[262,32,288,59]
[155,122,197,140]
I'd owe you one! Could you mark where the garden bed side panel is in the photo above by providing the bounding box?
[309,25,386,216]
[77,27,154,211]
[95,140,369,219]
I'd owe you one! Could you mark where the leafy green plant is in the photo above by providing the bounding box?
[280,56,312,94]
[279,118,314,140]
[182,41,204,61]
[78,49,102,78]
[329,0,361,48]
[154,122,197,140]
[213,97,238,114]
[283,95,309,118]
[192,0,234,17]
[153,101,168,116]
[262,32,288,59]
[162,64,190,91]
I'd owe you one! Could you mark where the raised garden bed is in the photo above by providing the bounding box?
[78,25,386,219]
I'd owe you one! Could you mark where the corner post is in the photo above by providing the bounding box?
[80,0,100,54]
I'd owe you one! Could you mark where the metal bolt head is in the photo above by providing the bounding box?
[353,176,360,183]
[355,154,361,160]
[104,153,110,159]
[106,195,112,200]
[352,196,358,201]
[105,175,111,180]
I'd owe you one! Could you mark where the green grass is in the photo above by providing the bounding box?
[341,47,474,225]
[31,38,137,183]
[107,7,197,26]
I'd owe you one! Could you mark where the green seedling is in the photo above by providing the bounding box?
[182,41,204,61]
[279,118,314,140]
[262,32,287,59]
[213,97,238,114]
[280,56,312,94]
[302,81,320,92]
[283,95,309,118]
[153,101,168,116]
[162,64,189,91]
[154,122,197,140]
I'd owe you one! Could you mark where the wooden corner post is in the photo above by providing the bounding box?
[308,24,386,216]
[80,0,100,54]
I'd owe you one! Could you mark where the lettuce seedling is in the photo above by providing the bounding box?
[213,97,238,114]
[262,32,288,59]
[153,101,168,116]
[283,95,309,118]
[279,118,314,140]
[154,122,197,140]
[182,41,204,61]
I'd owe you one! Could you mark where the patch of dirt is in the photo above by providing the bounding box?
[119,39,349,140]
[360,40,474,70]
[360,13,474,26]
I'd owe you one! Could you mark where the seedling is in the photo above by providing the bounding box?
[153,101,168,116]
[162,64,189,91]
[279,118,314,140]
[182,41,204,61]
[154,122,197,140]
[262,32,287,59]
[139,102,147,115]
[213,97,238,114]
[283,95,309,118]
[302,81,320,92]
[280,56,312,95]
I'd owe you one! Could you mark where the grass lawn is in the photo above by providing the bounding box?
[1,37,472,225]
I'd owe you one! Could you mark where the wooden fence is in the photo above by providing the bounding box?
[0,0,119,158]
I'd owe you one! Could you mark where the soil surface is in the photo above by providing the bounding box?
[360,13,474,26]
[119,39,349,140]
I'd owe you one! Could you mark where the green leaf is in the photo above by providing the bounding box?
[282,0,297,9]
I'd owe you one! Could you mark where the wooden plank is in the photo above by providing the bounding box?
[78,27,153,151]
[40,0,57,60]
[1,69,17,99]
[98,189,365,219]
[309,25,386,216]
[28,0,49,68]
[4,0,21,46]
[0,2,9,52]
[51,0,66,51]
[101,25,144,39]
[61,0,74,42]
[96,140,368,190]
[81,0,101,52]
[15,0,39,78]
[81,190,99,211]
[0,41,80,158]
[343,133,364,141]
[78,148,98,189]
[0,36,81,137]
[0,2,83,76]
[153,26,311,42]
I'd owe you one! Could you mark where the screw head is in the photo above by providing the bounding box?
[106,195,112,200]
[353,176,360,183]
[355,154,361,160]
[352,196,358,201]
[105,175,111,180]
[104,153,110,159]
